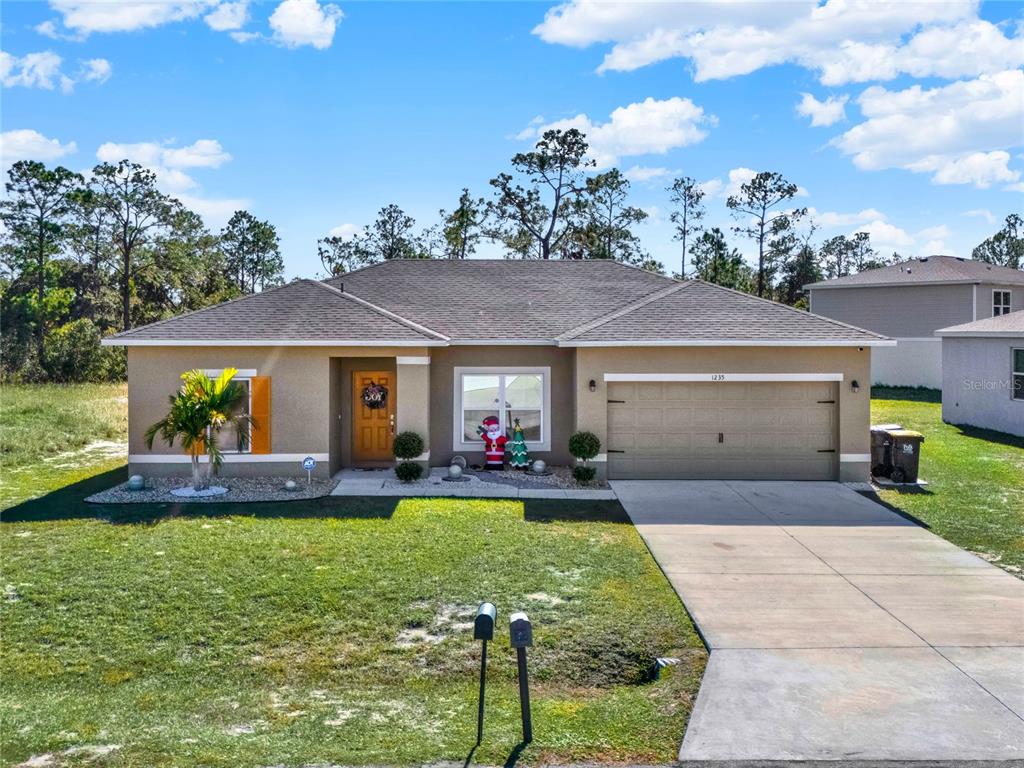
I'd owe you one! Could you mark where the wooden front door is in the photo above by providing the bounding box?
[352,371,395,463]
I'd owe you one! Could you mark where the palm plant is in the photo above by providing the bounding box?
[145,368,254,491]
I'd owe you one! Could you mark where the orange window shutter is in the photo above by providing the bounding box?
[250,376,271,454]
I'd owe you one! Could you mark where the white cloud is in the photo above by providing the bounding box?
[269,0,343,50]
[962,209,996,226]
[834,69,1024,188]
[909,151,1020,189]
[917,225,950,241]
[176,193,249,227]
[44,1,213,35]
[698,177,722,197]
[532,1,1020,85]
[94,137,242,226]
[205,0,248,31]
[518,97,713,168]
[163,139,232,168]
[1,50,64,90]
[0,129,77,166]
[96,139,232,194]
[79,58,112,83]
[808,207,886,228]
[796,93,847,127]
[622,165,674,183]
[853,219,913,250]
[328,222,361,239]
[1,50,112,93]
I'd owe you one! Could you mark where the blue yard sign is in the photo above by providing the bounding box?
[302,456,316,485]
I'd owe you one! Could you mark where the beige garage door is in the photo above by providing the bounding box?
[607,380,838,480]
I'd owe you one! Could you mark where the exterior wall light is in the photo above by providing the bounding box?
[851,380,860,393]
[589,379,597,392]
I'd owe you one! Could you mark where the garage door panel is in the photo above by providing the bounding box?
[607,381,838,480]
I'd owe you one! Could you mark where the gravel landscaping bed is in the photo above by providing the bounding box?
[492,465,610,489]
[86,476,337,504]
[379,466,608,491]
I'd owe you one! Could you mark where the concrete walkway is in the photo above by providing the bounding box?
[611,480,1024,762]
[330,468,616,499]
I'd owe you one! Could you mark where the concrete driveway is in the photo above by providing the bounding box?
[611,480,1024,761]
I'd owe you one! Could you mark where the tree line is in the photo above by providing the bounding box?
[3,128,1021,383]
[1,160,285,382]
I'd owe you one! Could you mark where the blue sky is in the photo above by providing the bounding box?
[2,0,1022,279]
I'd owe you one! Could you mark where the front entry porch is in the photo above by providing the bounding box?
[328,355,432,475]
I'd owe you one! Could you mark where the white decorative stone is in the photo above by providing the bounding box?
[450,455,468,469]
[447,464,463,479]
[127,474,145,491]
[169,485,228,498]
[531,459,546,474]
[284,479,297,491]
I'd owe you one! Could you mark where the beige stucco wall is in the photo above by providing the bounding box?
[127,346,426,477]
[574,346,872,481]
[396,361,430,469]
[428,345,576,467]
[810,284,974,338]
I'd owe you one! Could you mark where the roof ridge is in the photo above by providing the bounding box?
[108,279,303,339]
[309,279,450,341]
[557,280,693,341]
[693,280,890,340]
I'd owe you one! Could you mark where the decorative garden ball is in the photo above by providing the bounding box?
[448,464,463,480]
[531,459,546,474]
[284,479,297,491]
[127,474,145,491]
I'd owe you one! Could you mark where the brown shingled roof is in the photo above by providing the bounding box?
[560,280,887,345]
[106,279,447,344]
[936,309,1024,337]
[805,255,1024,290]
[106,260,891,347]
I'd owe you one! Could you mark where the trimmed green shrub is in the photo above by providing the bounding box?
[392,431,424,460]
[395,461,423,483]
[572,465,597,484]
[569,431,601,461]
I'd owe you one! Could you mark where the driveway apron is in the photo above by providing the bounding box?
[611,480,1024,761]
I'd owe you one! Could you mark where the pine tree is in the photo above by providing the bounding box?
[508,418,530,469]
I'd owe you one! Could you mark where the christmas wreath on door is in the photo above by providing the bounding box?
[361,381,388,410]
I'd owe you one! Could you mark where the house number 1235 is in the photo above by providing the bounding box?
[711,374,726,381]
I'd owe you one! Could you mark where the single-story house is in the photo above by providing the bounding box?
[104,259,893,482]
[805,255,1024,389]
[936,309,1024,437]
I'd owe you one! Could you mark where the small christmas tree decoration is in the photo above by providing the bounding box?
[508,418,530,469]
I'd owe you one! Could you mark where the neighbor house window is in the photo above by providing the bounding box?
[993,290,1012,316]
[1014,349,1024,402]
[454,367,550,451]
[203,369,254,454]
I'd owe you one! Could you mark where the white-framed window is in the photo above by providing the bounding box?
[202,369,254,454]
[453,366,551,452]
[1013,348,1024,402]
[993,290,1012,317]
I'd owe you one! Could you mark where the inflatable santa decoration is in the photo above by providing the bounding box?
[480,415,507,469]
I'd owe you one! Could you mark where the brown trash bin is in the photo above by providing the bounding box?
[887,429,924,483]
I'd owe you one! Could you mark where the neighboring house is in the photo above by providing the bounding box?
[104,260,892,482]
[805,256,1024,389]
[935,310,1024,437]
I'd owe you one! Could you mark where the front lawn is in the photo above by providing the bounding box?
[872,387,1024,575]
[0,482,705,766]
[0,383,128,510]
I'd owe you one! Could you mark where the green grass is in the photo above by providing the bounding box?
[872,387,1024,575]
[0,475,705,766]
[0,383,128,510]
